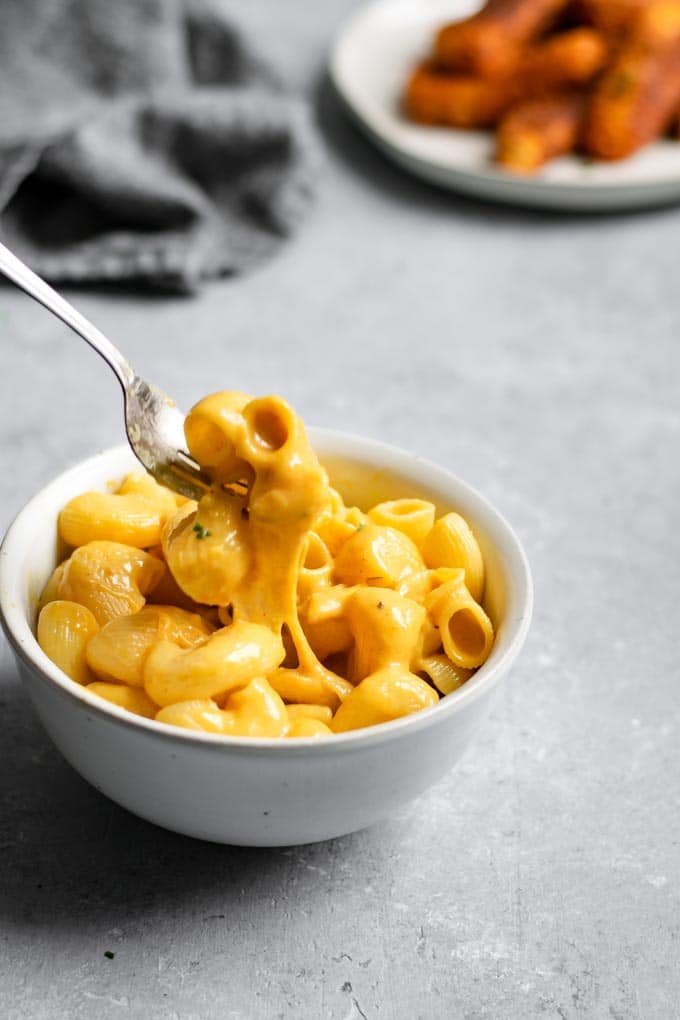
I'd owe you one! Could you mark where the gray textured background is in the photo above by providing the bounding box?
[1,2,679,1018]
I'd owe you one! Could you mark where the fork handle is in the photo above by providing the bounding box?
[0,241,135,390]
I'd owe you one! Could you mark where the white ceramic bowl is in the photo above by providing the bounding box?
[0,432,532,846]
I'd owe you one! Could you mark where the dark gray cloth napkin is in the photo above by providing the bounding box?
[0,0,317,292]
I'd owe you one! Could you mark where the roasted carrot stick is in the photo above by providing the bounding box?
[521,27,609,92]
[434,0,572,77]
[403,62,519,128]
[583,1,680,159]
[404,30,606,129]
[496,94,584,171]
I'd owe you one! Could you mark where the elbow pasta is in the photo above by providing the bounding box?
[37,392,495,737]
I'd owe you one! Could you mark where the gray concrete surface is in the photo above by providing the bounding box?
[1,2,679,1018]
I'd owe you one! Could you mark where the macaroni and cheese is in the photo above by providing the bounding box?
[37,392,495,737]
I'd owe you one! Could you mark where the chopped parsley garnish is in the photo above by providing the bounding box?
[609,70,634,98]
[193,522,211,540]
[104,951,115,960]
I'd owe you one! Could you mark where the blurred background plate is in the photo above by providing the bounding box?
[330,0,680,211]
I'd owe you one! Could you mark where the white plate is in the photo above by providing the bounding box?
[330,0,680,211]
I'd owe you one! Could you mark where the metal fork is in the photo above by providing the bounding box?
[0,241,210,502]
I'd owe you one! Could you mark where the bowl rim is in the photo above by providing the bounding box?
[0,430,533,755]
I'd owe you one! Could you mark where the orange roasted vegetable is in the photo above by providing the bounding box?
[403,62,520,127]
[583,1,680,159]
[520,28,609,93]
[496,93,584,171]
[404,29,606,129]
[434,0,571,77]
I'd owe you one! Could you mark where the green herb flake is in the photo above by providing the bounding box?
[104,951,115,960]
[356,523,365,531]
[609,70,634,99]
[193,522,211,540]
